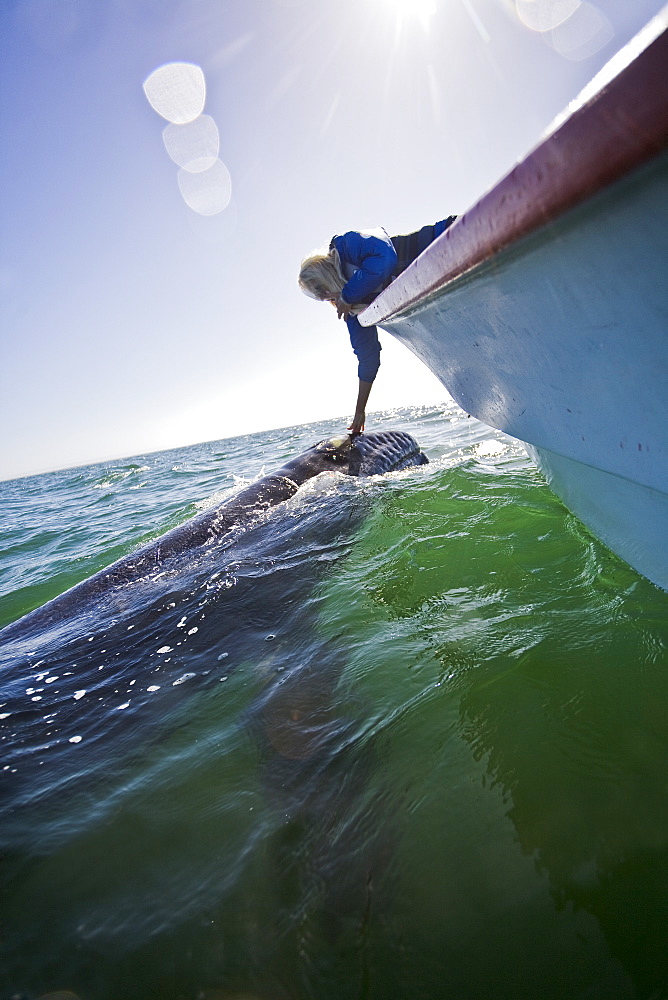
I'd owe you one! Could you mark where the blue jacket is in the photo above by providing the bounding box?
[330,229,397,383]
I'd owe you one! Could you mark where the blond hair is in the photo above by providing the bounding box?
[298,247,346,303]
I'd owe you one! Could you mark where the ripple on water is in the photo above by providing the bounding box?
[0,406,666,999]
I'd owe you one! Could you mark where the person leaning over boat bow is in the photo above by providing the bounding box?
[298,219,456,434]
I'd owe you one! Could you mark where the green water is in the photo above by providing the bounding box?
[320,463,668,998]
[1,406,667,1000]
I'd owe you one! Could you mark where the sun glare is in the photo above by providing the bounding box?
[381,0,438,31]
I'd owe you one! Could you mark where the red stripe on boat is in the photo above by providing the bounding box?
[361,25,668,326]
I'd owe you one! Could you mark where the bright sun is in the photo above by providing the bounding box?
[382,0,438,30]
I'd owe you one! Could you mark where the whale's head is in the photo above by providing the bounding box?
[344,431,429,476]
[279,431,428,485]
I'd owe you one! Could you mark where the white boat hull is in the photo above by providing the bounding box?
[360,21,668,590]
[527,443,668,590]
[375,156,668,589]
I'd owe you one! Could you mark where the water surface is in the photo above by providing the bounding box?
[1,404,667,1000]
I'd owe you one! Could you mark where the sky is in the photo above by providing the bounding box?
[0,0,664,480]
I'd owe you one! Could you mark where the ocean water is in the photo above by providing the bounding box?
[1,402,667,1000]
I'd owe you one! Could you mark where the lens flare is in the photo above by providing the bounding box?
[162,114,220,172]
[515,0,579,33]
[547,1,614,60]
[177,159,232,216]
[142,62,206,124]
[144,62,232,217]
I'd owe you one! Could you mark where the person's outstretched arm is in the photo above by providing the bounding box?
[349,379,373,434]
[344,314,380,433]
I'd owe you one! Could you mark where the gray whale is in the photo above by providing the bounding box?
[1,431,427,641]
[0,429,427,829]
[0,432,428,988]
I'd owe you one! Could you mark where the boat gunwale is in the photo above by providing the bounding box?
[359,21,668,327]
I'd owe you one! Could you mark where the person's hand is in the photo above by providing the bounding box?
[334,296,352,321]
[348,412,365,435]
